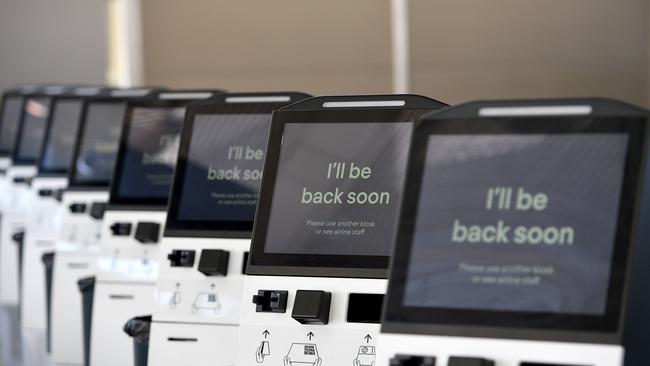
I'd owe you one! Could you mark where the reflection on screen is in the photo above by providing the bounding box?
[74,102,126,183]
[403,133,628,315]
[0,96,23,153]
[264,122,412,257]
[41,99,83,172]
[176,113,271,222]
[115,106,185,200]
[16,97,51,162]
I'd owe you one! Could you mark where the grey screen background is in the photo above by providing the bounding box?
[264,122,412,256]
[17,97,51,161]
[404,133,628,315]
[42,99,83,171]
[176,113,271,222]
[74,102,125,183]
[116,106,184,199]
[0,97,22,152]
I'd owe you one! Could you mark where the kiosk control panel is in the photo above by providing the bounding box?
[148,92,310,366]
[377,99,650,366]
[237,95,446,366]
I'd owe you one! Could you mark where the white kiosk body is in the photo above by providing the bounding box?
[377,99,650,366]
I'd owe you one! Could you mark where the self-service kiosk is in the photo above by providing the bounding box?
[20,86,108,366]
[0,85,43,366]
[90,90,218,366]
[147,92,310,366]
[0,87,63,308]
[377,99,650,366]
[237,95,446,366]
[49,88,161,366]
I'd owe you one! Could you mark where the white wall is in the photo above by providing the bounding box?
[0,0,108,90]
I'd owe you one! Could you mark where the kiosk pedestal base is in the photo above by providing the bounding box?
[90,283,155,366]
[21,327,50,366]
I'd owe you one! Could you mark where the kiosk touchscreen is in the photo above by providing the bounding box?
[237,95,446,366]
[147,92,310,366]
[49,88,161,366]
[20,86,108,366]
[377,99,650,366]
[0,89,25,179]
[90,90,218,366]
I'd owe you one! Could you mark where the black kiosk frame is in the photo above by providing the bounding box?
[381,98,650,366]
[164,92,312,238]
[246,95,448,279]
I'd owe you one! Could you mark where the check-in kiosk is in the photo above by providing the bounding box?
[0,84,42,366]
[237,95,446,366]
[49,88,160,366]
[0,87,63,308]
[90,90,218,366]
[377,99,650,366]
[20,86,107,366]
[148,92,310,366]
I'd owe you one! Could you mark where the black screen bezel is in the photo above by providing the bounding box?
[12,94,52,165]
[67,97,130,188]
[247,108,433,279]
[0,93,26,157]
[108,99,191,207]
[164,101,294,238]
[37,96,84,175]
[382,115,646,343]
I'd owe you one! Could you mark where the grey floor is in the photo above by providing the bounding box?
[0,304,22,366]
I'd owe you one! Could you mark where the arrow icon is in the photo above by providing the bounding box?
[262,330,270,339]
[364,334,372,343]
[307,332,315,340]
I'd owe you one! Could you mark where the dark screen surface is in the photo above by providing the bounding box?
[0,96,24,155]
[40,99,83,173]
[384,115,645,336]
[111,106,185,204]
[404,133,627,315]
[72,101,126,185]
[175,113,271,221]
[263,122,412,257]
[14,97,51,164]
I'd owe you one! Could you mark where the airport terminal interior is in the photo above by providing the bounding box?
[1,1,650,366]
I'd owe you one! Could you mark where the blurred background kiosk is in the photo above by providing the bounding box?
[48,88,161,366]
[21,86,108,366]
[377,99,650,366]
[0,84,55,366]
[0,85,64,312]
[147,92,310,366]
[236,95,446,366]
[89,89,219,366]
